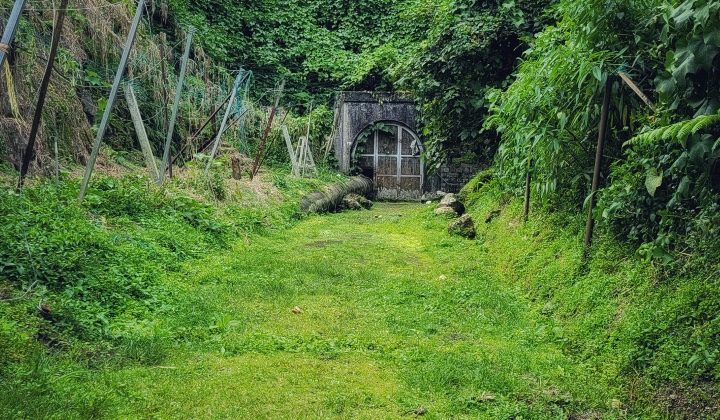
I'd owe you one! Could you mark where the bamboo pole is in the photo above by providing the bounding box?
[78,0,146,203]
[584,79,612,251]
[160,27,195,182]
[17,0,68,189]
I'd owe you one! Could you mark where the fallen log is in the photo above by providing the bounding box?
[300,175,374,213]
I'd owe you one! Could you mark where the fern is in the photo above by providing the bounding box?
[625,111,720,148]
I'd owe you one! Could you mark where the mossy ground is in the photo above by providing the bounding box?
[4,200,625,419]
[3,170,717,418]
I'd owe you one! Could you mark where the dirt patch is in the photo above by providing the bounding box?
[303,240,343,248]
[654,381,720,419]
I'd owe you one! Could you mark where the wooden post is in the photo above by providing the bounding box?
[250,79,285,180]
[0,0,26,69]
[282,125,298,174]
[584,78,612,251]
[78,0,146,203]
[125,84,160,184]
[618,71,656,112]
[160,26,195,183]
[17,0,68,189]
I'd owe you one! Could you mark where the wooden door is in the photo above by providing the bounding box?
[354,124,423,200]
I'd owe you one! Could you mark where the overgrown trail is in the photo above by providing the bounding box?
[104,203,608,418]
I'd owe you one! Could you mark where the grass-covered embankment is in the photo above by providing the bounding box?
[0,165,345,417]
[461,174,720,418]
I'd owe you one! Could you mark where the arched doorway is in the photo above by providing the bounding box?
[352,122,424,200]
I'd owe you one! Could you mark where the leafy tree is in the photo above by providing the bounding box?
[396,0,554,170]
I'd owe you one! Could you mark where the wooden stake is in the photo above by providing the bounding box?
[54,136,59,190]
[618,71,656,112]
[17,0,68,190]
[78,0,146,203]
[171,90,233,166]
[250,79,285,180]
[160,26,195,182]
[282,125,298,173]
[125,84,160,184]
[584,79,612,251]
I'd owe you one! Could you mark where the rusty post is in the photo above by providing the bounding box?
[584,78,612,251]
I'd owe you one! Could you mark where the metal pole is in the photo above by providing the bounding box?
[158,33,171,177]
[78,0,146,203]
[584,78,612,251]
[160,26,195,183]
[205,84,238,173]
[0,0,26,69]
[17,0,68,190]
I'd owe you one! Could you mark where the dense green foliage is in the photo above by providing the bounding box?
[487,0,720,259]
[163,0,555,169]
[396,0,553,169]
[164,0,412,101]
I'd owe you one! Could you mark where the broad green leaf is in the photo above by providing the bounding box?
[645,168,663,197]
[677,175,691,197]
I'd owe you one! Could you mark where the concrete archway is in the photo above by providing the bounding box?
[333,92,427,199]
[350,121,425,200]
[332,92,418,172]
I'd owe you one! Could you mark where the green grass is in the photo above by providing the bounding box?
[3,202,625,419]
[4,171,718,418]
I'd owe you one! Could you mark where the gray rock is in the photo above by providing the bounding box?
[449,214,476,239]
[434,205,458,218]
[341,193,373,211]
[341,195,362,210]
[439,193,465,215]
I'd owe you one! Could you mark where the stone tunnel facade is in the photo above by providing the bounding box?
[332,91,481,199]
[333,91,417,173]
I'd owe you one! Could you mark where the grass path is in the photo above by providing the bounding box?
[102,203,612,419]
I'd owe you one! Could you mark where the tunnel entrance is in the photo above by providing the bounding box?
[352,122,424,200]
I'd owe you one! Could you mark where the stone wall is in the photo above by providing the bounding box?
[429,162,483,194]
